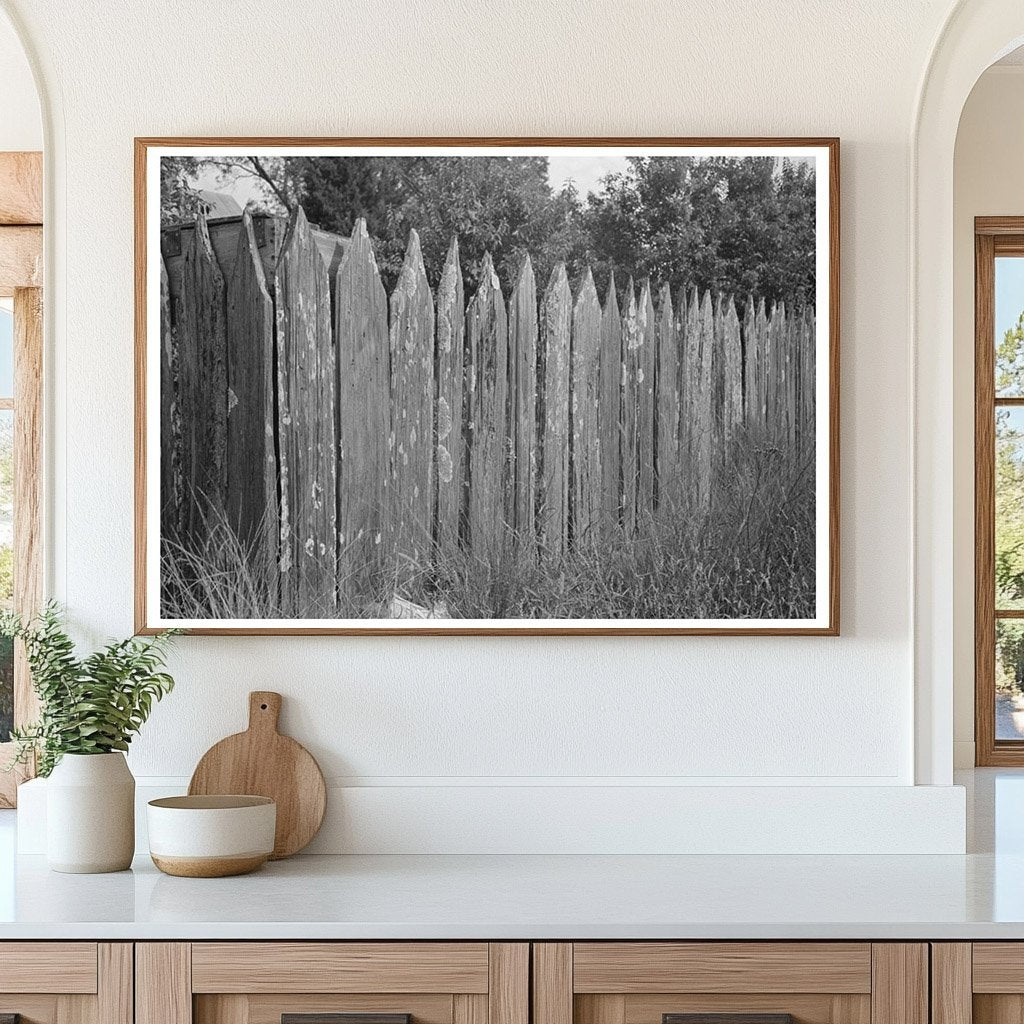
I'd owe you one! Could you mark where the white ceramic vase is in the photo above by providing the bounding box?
[46,752,135,873]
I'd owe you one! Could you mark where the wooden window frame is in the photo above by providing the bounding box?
[0,151,43,806]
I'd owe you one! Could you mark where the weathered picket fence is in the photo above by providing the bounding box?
[160,207,815,613]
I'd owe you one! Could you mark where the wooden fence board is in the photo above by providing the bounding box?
[655,283,679,511]
[225,211,278,584]
[620,279,640,535]
[435,236,465,556]
[335,218,390,597]
[636,281,657,525]
[159,256,181,538]
[508,255,538,547]
[722,295,742,447]
[538,263,572,556]
[178,211,227,542]
[598,276,622,539]
[694,290,715,515]
[466,252,509,560]
[389,229,435,570]
[274,207,337,615]
[571,268,601,545]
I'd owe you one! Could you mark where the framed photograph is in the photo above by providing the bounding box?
[135,137,839,635]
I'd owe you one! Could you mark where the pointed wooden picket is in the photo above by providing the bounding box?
[598,275,622,538]
[655,283,679,511]
[636,281,657,524]
[538,262,572,556]
[225,211,278,583]
[388,230,435,570]
[466,252,509,559]
[681,286,701,498]
[159,256,181,538]
[742,296,756,425]
[434,236,465,557]
[799,306,816,457]
[571,268,601,545]
[722,295,743,447]
[335,217,390,597]
[274,206,337,616]
[694,290,715,515]
[620,278,640,534]
[178,210,227,542]
[508,254,538,546]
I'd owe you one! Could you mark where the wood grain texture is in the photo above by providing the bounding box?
[869,945,927,1024]
[619,279,640,535]
[636,280,656,525]
[274,206,337,617]
[971,943,1024,992]
[973,994,1024,1024]
[335,218,390,599]
[533,944,572,1024]
[434,236,465,557]
[466,252,509,561]
[576,995,625,1024]
[191,943,488,994]
[488,944,528,1024]
[0,225,42,295]
[225,211,278,580]
[0,152,42,225]
[976,230,998,765]
[538,263,571,556]
[188,690,326,858]
[930,944,971,1024]
[388,229,435,568]
[13,286,42,722]
[623,994,869,1024]
[195,994,249,1024]
[508,255,538,547]
[655,283,679,512]
[243,995,451,1024]
[98,944,133,1024]
[572,943,872,994]
[453,995,487,1024]
[598,276,622,540]
[136,944,191,1024]
[571,270,602,545]
[0,943,97,994]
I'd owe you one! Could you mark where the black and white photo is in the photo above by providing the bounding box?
[137,139,838,634]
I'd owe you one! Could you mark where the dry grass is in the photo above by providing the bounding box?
[160,435,816,622]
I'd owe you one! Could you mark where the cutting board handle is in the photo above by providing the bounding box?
[248,691,282,734]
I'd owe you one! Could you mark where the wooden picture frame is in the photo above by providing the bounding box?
[135,137,840,636]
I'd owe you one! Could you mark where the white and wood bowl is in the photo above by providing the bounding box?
[147,795,276,877]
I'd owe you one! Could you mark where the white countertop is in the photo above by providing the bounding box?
[0,849,1021,940]
[0,769,1021,941]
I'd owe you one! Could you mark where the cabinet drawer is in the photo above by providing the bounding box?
[0,942,99,994]
[533,943,925,1024]
[0,943,130,1024]
[139,943,528,1024]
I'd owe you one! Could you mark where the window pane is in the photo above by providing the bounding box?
[0,305,12,399]
[996,407,1024,608]
[996,256,1024,396]
[0,409,11,742]
[998,620,1024,740]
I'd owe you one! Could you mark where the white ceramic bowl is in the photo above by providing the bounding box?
[147,795,276,877]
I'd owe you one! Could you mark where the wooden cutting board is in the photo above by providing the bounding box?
[188,691,326,859]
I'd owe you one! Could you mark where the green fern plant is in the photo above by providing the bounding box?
[1,603,178,777]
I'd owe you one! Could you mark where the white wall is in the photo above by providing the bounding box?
[952,65,1024,767]
[0,8,39,151]
[2,0,972,851]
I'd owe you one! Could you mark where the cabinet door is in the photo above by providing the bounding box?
[533,944,928,1024]
[0,943,131,1024]
[941,943,1024,1024]
[137,943,528,1024]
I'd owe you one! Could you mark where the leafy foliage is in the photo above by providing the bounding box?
[0,604,178,776]
[161,154,817,304]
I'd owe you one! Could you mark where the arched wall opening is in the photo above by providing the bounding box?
[914,0,1024,785]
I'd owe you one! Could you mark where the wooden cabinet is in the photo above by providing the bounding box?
[136,944,528,1024]
[932,943,1024,1024]
[532,944,929,1024]
[0,942,132,1024]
